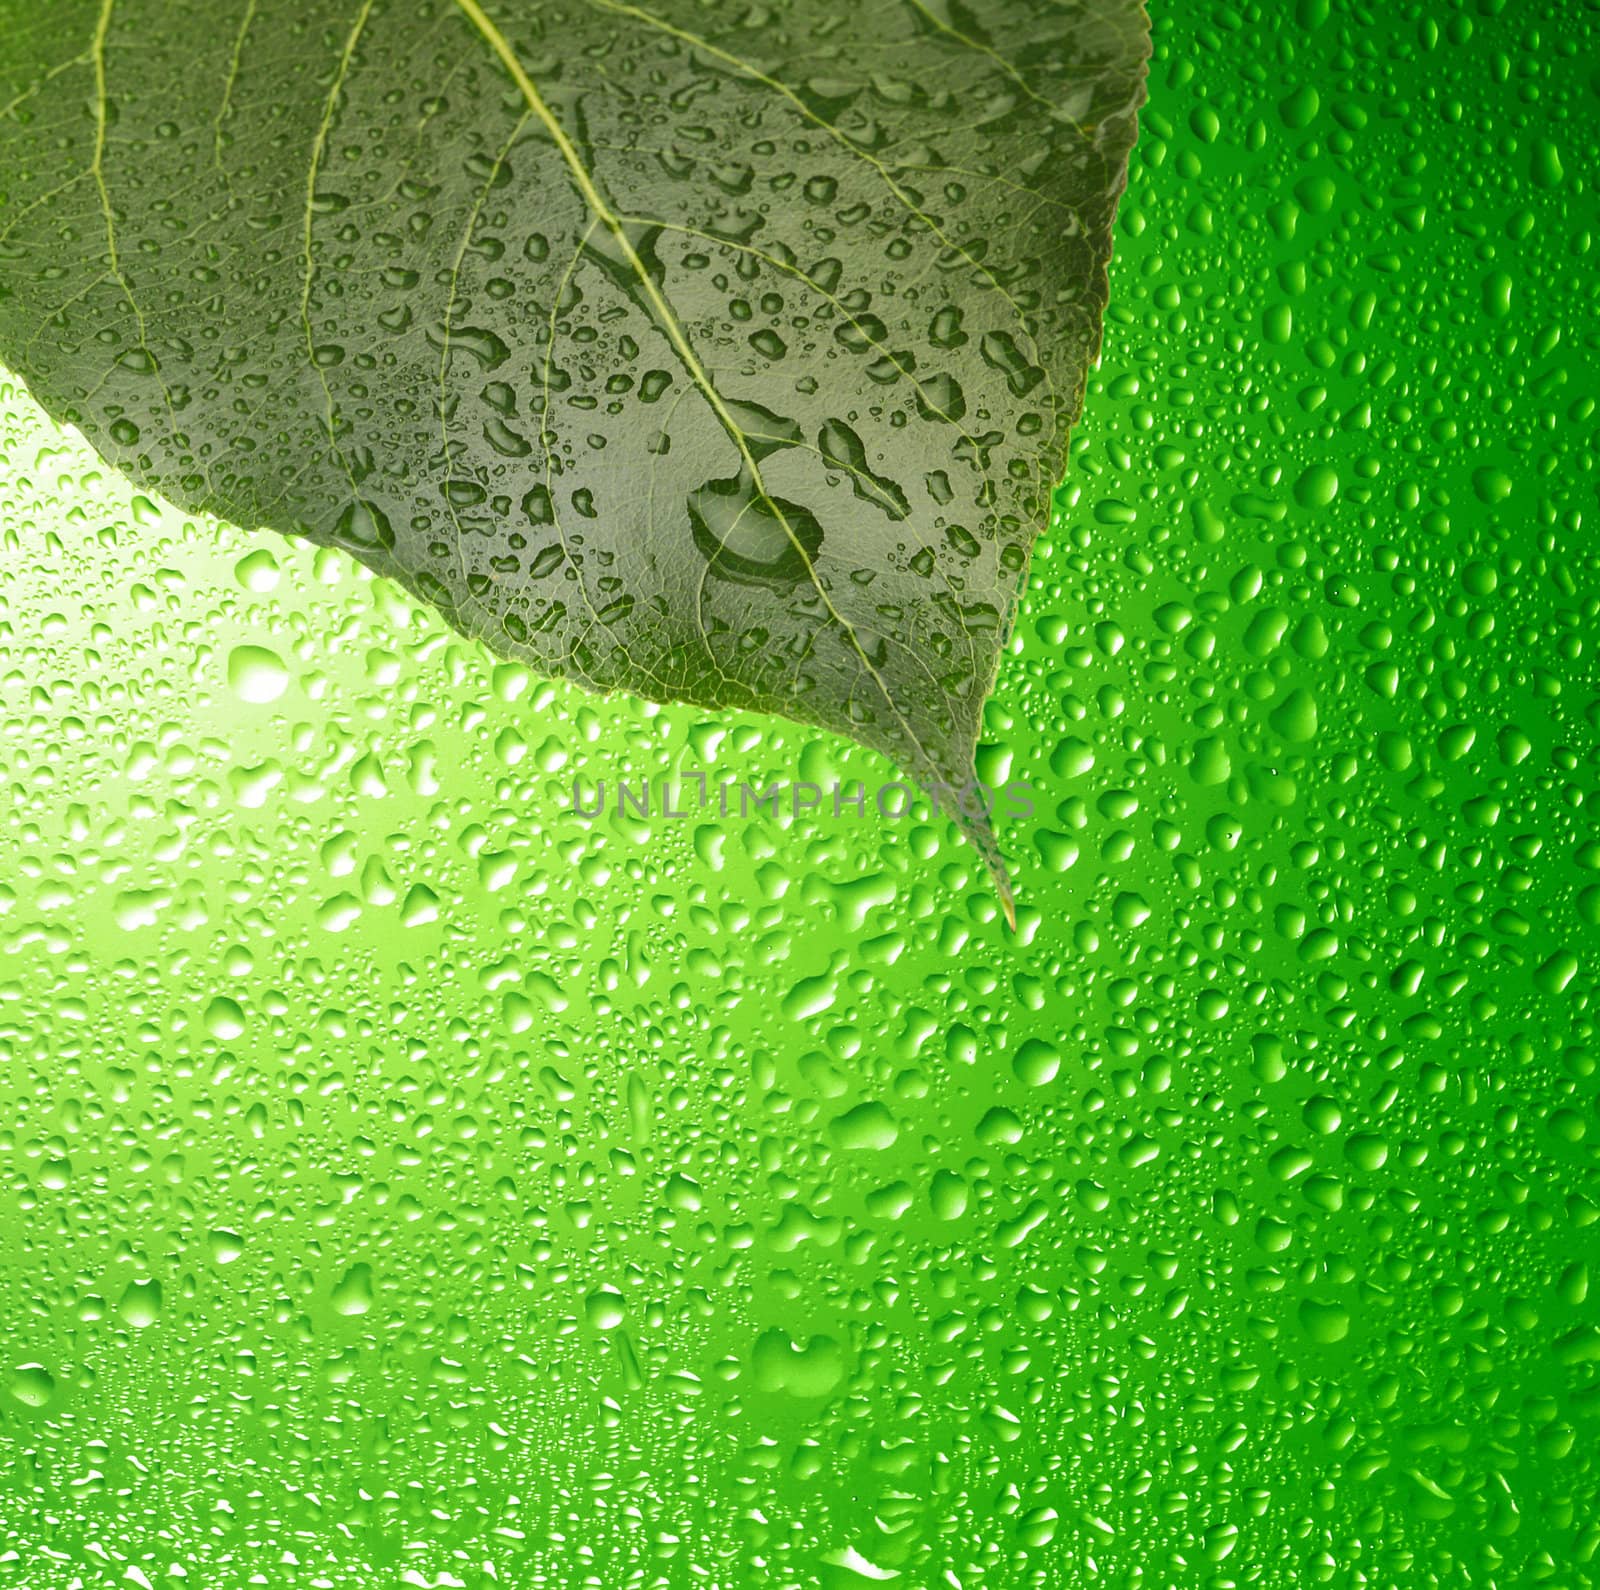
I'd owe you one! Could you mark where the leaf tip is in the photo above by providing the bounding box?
[987,851,1018,931]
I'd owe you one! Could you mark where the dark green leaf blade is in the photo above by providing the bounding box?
[0,0,1149,920]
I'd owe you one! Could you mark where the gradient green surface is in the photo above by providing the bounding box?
[1,1,1596,1585]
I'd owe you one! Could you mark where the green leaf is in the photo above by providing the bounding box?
[0,0,1149,922]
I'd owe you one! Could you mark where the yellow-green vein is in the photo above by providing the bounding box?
[620,212,993,681]
[90,0,196,494]
[903,0,1088,132]
[437,109,530,649]
[213,0,259,194]
[580,0,1060,447]
[0,50,89,123]
[450,0,942,790]
[301,0,377,507]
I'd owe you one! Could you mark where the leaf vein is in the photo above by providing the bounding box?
[300,0,379,512]
[451,0,940,782]
[582,0,1061,463]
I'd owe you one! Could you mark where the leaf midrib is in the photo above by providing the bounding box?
[449,0,941,790]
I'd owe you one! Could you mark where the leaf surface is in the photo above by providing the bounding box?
[0,0,1149,919]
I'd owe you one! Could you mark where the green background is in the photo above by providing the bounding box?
[1,0,1596,1584]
